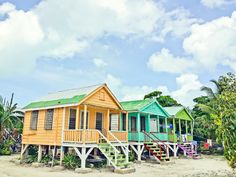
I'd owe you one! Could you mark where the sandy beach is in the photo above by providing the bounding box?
[0,155,235,177]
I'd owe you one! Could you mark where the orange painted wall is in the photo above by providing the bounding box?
[84,87,120,110]
[22,108,64,146]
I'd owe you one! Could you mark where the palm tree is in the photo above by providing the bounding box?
[0,93,22,142]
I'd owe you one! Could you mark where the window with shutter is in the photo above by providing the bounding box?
[30,110,38,130]
[69,109,76,129]
[45,109,54,130]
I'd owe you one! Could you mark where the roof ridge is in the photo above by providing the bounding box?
[48,83,105,94]
[121,98,154,103]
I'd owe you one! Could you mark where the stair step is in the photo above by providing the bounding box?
[116,162,132,167]
[145,142,154,145]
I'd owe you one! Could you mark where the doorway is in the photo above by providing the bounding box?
[96,112,103,131]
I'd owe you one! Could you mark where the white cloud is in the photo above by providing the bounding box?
[0,1,198,77]
[0,2,15,15]
[201,0,236,8]
[147,48,195,74]
[171,73,203,107]
[109,73,203,107]
[183,11,236,71]
[148,11,236,75]
[93,58,107,68]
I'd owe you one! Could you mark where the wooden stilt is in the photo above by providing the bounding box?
[38,145,42,162]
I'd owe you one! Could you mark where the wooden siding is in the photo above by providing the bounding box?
[84,87,120,110]
[22,108,64,145]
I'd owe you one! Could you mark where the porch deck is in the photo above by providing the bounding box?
[168,133,193,143]
[128,131,168,142]
[63,129,128,144]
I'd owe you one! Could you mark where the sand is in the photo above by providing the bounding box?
[0,155,235,177]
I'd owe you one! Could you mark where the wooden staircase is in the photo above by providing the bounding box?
[143,131,170,163]
[177,144,199,159]
[97,130,133,170]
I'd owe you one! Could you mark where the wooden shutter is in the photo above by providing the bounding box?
[45,109,54,130]
[30,111,38,130]
[69,109,76,129]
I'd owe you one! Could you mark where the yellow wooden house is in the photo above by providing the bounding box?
[21,84,130,170]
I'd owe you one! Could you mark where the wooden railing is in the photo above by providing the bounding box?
[108,131,128,142]
[63,129,99,143]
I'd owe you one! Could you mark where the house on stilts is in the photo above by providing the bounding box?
[164,106,197,158]
[120,99,171,163]
[21,84,133,172]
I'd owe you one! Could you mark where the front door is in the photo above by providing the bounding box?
[150,118,158,132]
[96,112,103,131]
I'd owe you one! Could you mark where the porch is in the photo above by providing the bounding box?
[168,117,193,143]
[62,104,128,144]
[128,112,168,142]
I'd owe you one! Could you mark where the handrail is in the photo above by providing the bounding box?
[96,129,120,154]
[149,132,169,149]
[108,131,130,153]
[142,131,167,156]
[177,144,196,155]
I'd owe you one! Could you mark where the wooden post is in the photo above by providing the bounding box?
[81,147,86,168]
[60,146,64,166]
[83,105,87,143]
[147,114,150,132]
[173,117,176,142]
[76,106,80,130]
[179,119,181,142]
[38,145,42,162]
[185,120,188,134]
[191,121,193,135]
[126,112,128,141]
[157,116,160,132]
[61,107,66,143]
[107,109,110,131]
[165,117,168,133]
[137,112,140,142]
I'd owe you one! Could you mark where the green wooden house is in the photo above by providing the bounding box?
[164,106,194,143]
[120,99,170,142]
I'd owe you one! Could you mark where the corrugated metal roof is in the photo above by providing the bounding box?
[24,84,104,110]
[120,99,154,111]
[164,106,183,116]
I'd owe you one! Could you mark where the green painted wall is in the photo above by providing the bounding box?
[141,102,168,117]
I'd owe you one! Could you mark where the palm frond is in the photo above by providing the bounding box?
[197,103,218,115]
[201,86,216,99]
[210,79,221,94]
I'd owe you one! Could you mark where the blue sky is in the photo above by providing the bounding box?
[0,0,236,107]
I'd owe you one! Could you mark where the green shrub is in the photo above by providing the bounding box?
[0,139,14,155]
[25,154,37,164]
[129,150,135,162]
[63,153,80,169]
[41,154,51,165]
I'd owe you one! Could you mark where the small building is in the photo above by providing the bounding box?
[21,84,131,171]
[121,99,170,162]
[164,106,195,157]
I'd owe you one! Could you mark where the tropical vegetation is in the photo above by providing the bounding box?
[0,93,23,155]
[193,73,236,168]
[144,91,180,107]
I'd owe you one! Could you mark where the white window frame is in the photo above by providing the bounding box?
[68,108,77,130]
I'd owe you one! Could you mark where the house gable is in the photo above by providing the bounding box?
[82,86,122,110]
[176,109,193,121]
[141,101,169,117]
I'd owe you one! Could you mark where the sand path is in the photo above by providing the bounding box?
[0,155,234,177]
